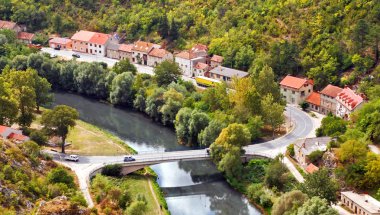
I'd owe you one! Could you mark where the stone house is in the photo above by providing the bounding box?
[17,32,35,44]
[294,137,331,166]
[280,75,314,105]
[306,92,321,112]
[147,48,173,67]
[0,20,24,33]
[106,43,121,59]
[193,62,210,77]
[49,37,72,50]
[320,84,343,115]
[119,44,134,62]
[132,41,160,65]
[210,55,224,67]
[341,191,380,215]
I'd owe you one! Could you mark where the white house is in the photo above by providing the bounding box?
[341,191,380,215]
[71,30,111,57]
[279,75,314,105]
[335,87,365,119]
[175,44,208,77]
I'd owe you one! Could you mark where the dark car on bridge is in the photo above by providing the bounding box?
[124,156,136,162]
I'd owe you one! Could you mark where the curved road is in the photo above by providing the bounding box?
[51,105,315,207]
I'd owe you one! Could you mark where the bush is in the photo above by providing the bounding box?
[300,102,309,111]
[126,201,147,215]
[101,164,122,177]
[30,130,48,145]
[307,150,324,163]
[70,192,87,207]
[47,167,75,188]
[287,144,295,157]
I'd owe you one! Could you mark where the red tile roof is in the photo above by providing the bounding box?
[0,20,17,30]
[280,75,311,89]
[89,33,111,45]
[148,48,169,58]
[71,30,95,42]
[17,32,35,41]
[305,163,319,174]
[0,125,7,133]
[132,41,158,53]
[336,87,364,110]
[175,51,197,60]
[211,55,224,63]
[306,92,321,106]
[191,44,208,53]
[195,62,209,70]
[320,84,343,98]
[8,133,29,141]
[119,44,133,52]
[49,37,72,45]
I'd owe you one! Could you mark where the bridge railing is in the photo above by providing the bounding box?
[104,153,211,165]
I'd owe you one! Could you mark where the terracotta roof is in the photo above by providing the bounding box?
[195,62,209,70]
[305,163,319,174]
[132,41,159,53]
[320,84,343,98]
[280,75,311,89]
[119,44,134,52]
[8,133,29,141]
[211,55,224,63]
[336,87,364,110]
[49,37,72,44]
[0,20,17,30]
[0,125,7,133]
[306,92,321,106]
[191,44,208,53]
[148,48,169,58]
[175,51,197,60]
[89,32,111,45]
[17,32,35,41]
[71,30,95,42]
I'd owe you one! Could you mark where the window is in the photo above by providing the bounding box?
[95,44,97,47]
[308,89,311,93]
[95,50,97,53]
[99,45,101,48]
[301,91,305,96]
[292,91,295,94]
[86,43,88,45]
[284,88,287,92]
[99,51,101,53]
[90,44,92,46]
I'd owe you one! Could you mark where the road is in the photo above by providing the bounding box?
[41,47,198,86]
[48,105,316,207]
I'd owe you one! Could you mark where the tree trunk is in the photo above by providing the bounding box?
[61,136,66,154]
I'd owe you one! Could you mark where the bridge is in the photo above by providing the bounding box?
[51,105,316,207]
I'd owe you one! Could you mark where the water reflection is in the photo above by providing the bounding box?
[52,92,261,215]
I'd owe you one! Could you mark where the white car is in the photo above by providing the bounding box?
[64,154,79,162]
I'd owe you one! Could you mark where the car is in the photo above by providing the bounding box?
[54,45,61,50]
[64,154,79,162]
[206,148,210,155]
[124,156,136,162]
[72,53,80,58]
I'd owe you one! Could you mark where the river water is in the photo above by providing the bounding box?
[52,92,261,215]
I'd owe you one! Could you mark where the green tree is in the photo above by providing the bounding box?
[34,74,52,112]
[316,115,346,137]
[352,19,369,52]
[109,72,135,106]
[269,41,300,77]
[354,99,380,143]
[41,105,79,153]
[338,140,368,164]
[112,59,137,75]
[174,108,209,145]
[296,197,338,215]
[252,65,282,101]
[153,60,181,87]
[74,62,108,99]
[47,167,75,188]
[364,156,380,188]
[126,200,147,215]
[0,77,18,125]
[298,169,339,203]
[264,158,289,191]
[261,94,285,137]
[246,116,264,141]
[272,190,308,215]
[307,150,324,163]
[160,88,183,125]
[198,119,226,147]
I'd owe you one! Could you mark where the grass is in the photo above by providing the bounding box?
[32,110,136,156]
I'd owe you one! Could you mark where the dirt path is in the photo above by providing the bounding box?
[148,178,162,215]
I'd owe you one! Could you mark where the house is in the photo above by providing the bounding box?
[17,32,35,44]
[71,30,111,57]
[320,84,343,115]
[294,137,331,166]
[306,92,321,112]
[49,37,72,50]
[0,125,30,144]
[147,48,173,67]
[132,41,160,65]
[208,66,249,82]
[280,75,313,105]
[119,44,134,62]
[336,87,365,119]
[106,42,121,59]
[210,55,224,67]
[341,191,380,215]
[175,44,209,77]
[194,62,210,77]
[0,20,24,33]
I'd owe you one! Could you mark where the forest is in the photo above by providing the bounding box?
[1,0,379,89]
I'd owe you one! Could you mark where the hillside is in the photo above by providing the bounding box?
[1,0,380,88]
[0,139,88,214]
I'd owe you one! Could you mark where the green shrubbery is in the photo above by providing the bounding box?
[101,164,122,177]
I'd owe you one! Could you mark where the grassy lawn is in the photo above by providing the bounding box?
[32,111,135,156]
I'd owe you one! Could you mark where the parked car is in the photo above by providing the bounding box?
[54,46,60,50]
[64,154,79,162]
[206,148,210,155]
[124,155,135,162]
[72,53,80,58]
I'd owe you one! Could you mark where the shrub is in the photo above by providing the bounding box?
[300,102,309,111]
[30,130,48,145]
[287,144,295,157]
[126,201,147,215]
[70,192,87,207]
[101,164,122,177]
[47,167,75,188]
[307,150,324,163]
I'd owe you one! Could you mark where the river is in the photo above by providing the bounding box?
[52,92,261,215]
